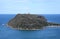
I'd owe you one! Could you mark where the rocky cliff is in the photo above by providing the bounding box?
[7,14,60,30]
[8,14,48,30]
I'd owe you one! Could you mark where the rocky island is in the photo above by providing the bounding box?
[7,14,60,30]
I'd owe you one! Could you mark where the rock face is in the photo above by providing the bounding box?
[8,14,48,30]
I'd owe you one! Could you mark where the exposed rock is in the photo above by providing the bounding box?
[7,14,60,30]
[8,14,48,30]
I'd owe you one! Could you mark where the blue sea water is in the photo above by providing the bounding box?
[0,14,60,39]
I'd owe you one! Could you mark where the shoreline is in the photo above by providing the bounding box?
[6,24,42,30]
[6,24,60,30]
[47,26,60,27]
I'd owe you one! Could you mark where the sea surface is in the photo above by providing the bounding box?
[0,14,60,39]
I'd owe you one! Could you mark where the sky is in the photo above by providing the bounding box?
[0,0,60,14]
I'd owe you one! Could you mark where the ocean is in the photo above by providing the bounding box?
[0,14,60,39]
